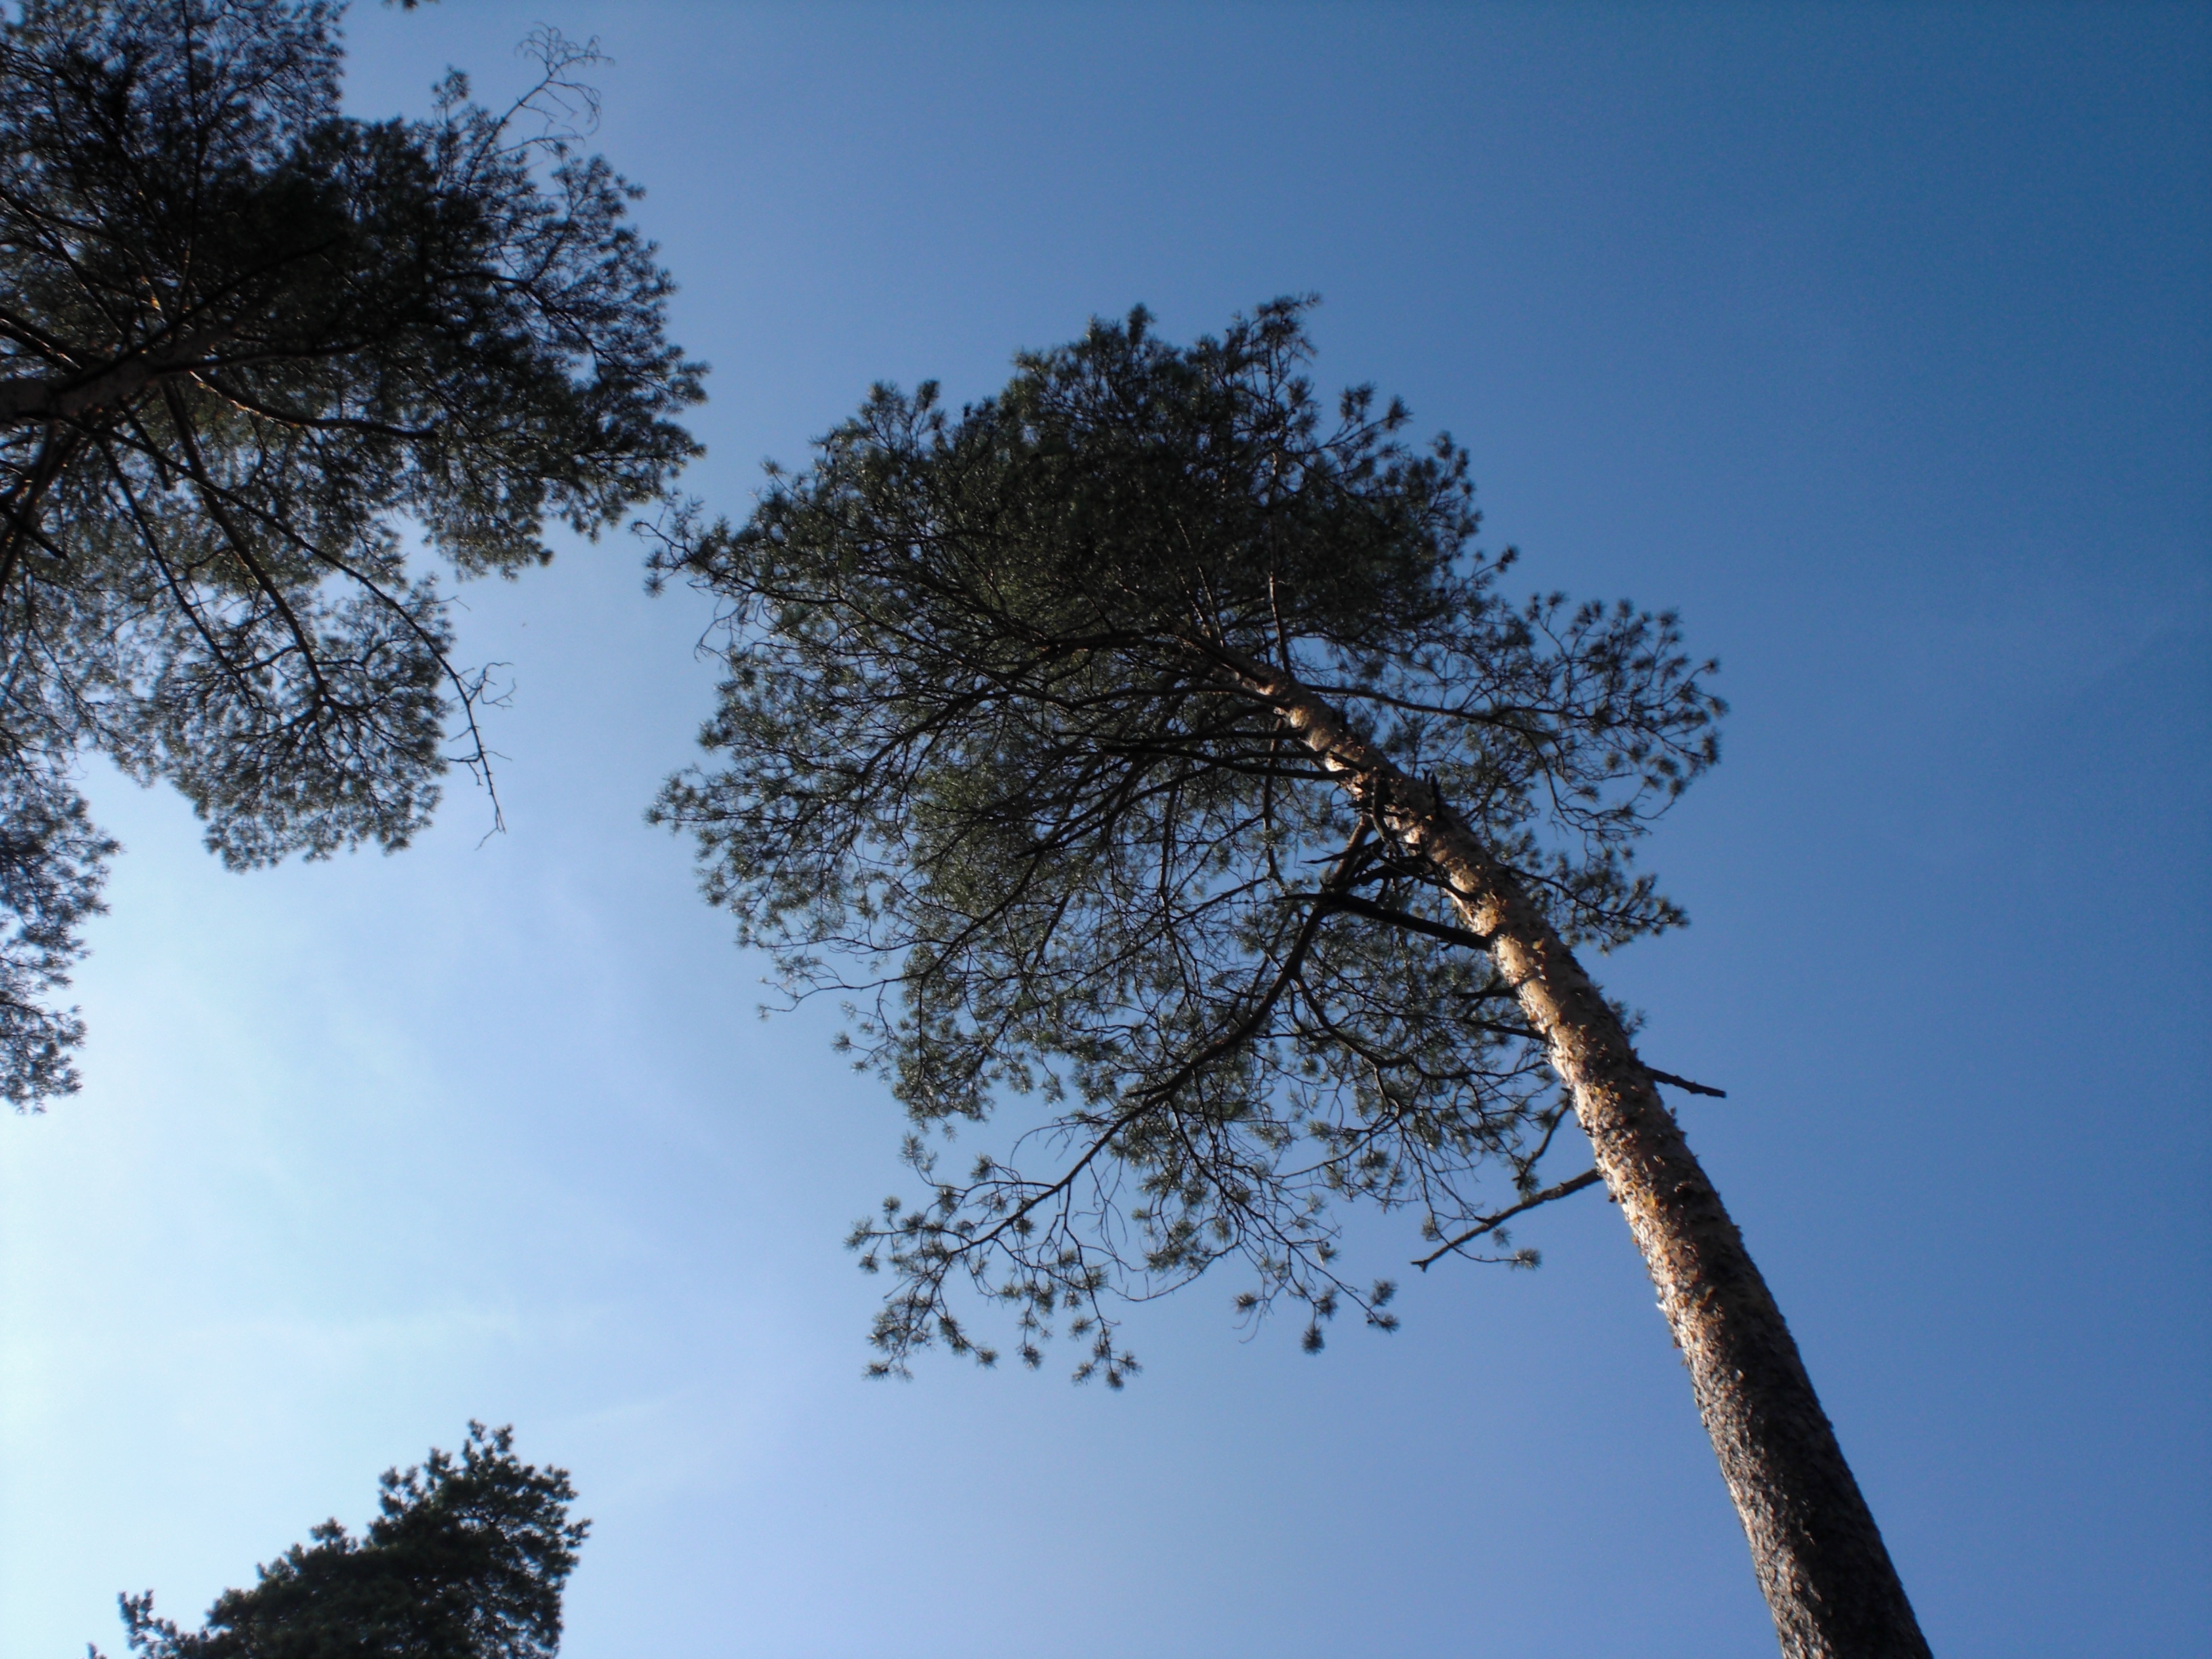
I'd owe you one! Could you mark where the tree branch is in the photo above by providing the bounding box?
[0,325,238,425]
[1283,889,1494,951]
[1412,1167,1604,1270]
[1645,1066,1727,1099]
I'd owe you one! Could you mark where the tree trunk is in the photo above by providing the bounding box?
[1221,644,1931,1658]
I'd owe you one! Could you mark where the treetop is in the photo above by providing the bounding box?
[655,300,1723,1381]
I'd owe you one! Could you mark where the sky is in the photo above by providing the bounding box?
[2,3,2207,1656]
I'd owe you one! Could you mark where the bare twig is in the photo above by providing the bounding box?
[1413,1167,1604,1270]
[1645,1066,1727,1099]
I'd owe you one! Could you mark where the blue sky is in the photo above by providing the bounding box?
[3,3,2206,1655]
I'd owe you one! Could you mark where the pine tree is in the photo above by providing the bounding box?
[100,1425,586,1659]
[0,0,701,1103]
[652,301,1929,1656]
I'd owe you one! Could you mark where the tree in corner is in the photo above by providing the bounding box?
[652,302,1929,1656]
[98,1425,586,1659]
[0,0,701,1105]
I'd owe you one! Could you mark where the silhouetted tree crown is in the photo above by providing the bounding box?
[101,1424,585,1659]
[653,300,1721,1382]
[0,0,701,1103]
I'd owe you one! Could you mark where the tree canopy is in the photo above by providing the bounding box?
[100,1424,586,1659]
[0,0,701,1104]
[653,300,1721,1382]
[655,300,1933,1654]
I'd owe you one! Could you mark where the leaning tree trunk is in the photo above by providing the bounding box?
[1219,645,1931,1659]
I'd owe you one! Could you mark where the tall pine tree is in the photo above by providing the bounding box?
[653,301,1929,1657]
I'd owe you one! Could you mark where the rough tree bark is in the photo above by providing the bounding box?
[1210,640,1931,1659]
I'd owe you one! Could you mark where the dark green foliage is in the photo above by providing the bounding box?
[0,754,112,1103]
[653,300,1721,1382]
[0,0,701,1102]
[102,1424,586,1659]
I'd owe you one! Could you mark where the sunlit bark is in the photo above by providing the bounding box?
[1218,640,1930,1659]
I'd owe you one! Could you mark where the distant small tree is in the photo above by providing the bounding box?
[98,1424,586,1659]
[0,0,701,1105]
[651,302,1927,1657]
